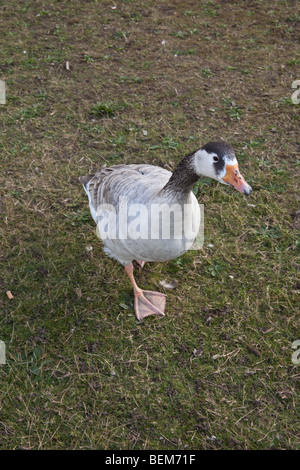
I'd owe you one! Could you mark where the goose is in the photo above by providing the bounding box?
[79,141,252,321]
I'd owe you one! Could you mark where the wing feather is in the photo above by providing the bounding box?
[80,164,171,213]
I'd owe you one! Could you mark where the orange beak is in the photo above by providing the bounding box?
[222,163,252,195]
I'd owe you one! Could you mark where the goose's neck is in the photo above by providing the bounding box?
[162,151,199,197]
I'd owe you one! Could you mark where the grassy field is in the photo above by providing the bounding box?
[0,0,299,450]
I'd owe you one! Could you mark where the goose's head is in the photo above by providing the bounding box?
[193,141,252,195]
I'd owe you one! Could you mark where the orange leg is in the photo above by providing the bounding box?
[124,264,166,321]
[136,259,145,268]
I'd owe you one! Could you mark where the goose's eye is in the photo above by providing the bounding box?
[213,156,219,162]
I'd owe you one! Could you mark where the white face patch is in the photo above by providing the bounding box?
[193,149,217,179]
[224,155,237,166]
[192,149,237,181]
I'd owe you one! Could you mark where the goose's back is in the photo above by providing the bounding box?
[85,164,172,213]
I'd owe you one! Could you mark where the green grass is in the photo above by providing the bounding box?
[0,0,299,450]
[90,100,129,118]
[222,97,243,120]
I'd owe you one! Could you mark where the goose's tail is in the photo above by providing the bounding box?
[78,174,94,195]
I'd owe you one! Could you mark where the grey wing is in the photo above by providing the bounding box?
[82,164,172,214]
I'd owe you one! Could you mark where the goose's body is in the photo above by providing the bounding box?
[80,142,252,320]
[82,163,200,266]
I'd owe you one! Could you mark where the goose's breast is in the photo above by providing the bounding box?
[99,193,201,263]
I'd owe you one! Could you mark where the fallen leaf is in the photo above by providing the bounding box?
[159,279,178,289]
